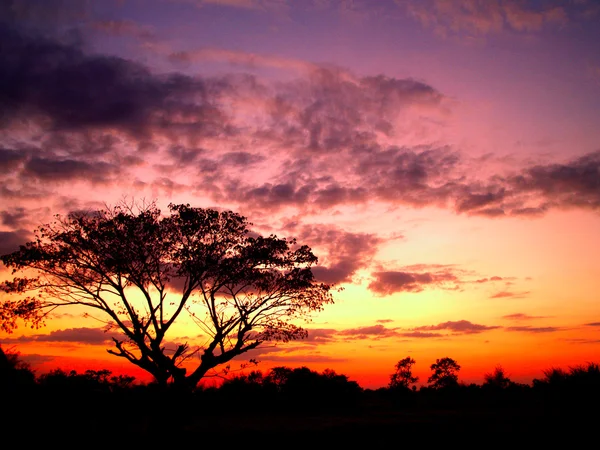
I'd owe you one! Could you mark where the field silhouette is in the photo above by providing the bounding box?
[3,348,598,446]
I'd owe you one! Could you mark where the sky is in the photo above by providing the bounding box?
[1,0,600,389]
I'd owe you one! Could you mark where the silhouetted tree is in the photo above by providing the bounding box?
[428,357,461,389]
[533,362,600,408]
[389,356,419,390]
[0,346,35,389]
[483,365,512,389]
[568,362,600,385]
[264,366,295,391]
[262,366,361,411]
[539,366,569,385]
[0,201,333,390]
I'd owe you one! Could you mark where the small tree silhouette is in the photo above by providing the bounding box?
[389,356,419,390]
[483,365,512,389]
[428,357,460,389]
[0,346,36,389]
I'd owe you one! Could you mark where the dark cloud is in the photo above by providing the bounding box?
[0,207,29,228]
[413,320,500,334]
[225,179,369,212]
[563,338,600,345]
[249,353,348,364]
[168,145,204,166]
[338,324,398,339]
[3,19,600,223]
[368,269,458,295]
[455,187,506,214]
[0,0,91,29]
[221,151,265,166]
[312,184,369,208]
[503,313,546,320]
[40,131,123,158]
[22,157,120,184]
[505,326,561,333]
[455,151,600,217]
[402,0,574,37]
[262,68,448,153]
[0,148,27,170]
[362,146,462,207]
[0,229,31,255]
[509,150,600,211]
[305,328,338,342]
[91,19,155,40]
[292,224,382,285]
[0,25,227,139]
[584,322,600,327]
[223,180,313,210]
[6,327,123,344]
[399,331,444,338]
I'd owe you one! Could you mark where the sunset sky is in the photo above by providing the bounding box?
[1,0,600,389]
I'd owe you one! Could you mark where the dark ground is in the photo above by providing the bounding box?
[12,404,595,446]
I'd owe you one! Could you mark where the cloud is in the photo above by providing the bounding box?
[5,327,123,344]
[503,313,546,320]
[0,207,29,228]
[0,229,31,255]
[193,0,275,10]
[505,326,561,333]
[563,338,600,345]
[91,20,155,40]
[475,276,504,283]
[290,319,498,344]
[489,290,530,299]
[290,224,382,285]
[0,148,27,170]
[0,0,91,29]
[3,22,600,226]
[168,47,315,73]
[368,268,458,295]
[249,352,348,363]
[305,328,338,342]
[412,319,500,334]
[400,0,569,38]
[508,150,600,211]
[449,150,600,217]
[221,151,266,166]
[22,158,121,184]
[584,322,600,327]
[399,331,444,338]
[0,25,228,139]
[338,324,399,339]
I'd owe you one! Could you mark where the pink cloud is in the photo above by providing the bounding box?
[401,0,570,37]
[368,269,458,295]
[412,319,500,334]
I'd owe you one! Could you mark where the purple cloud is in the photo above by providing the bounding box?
[369,269,458,295]
[503,313,547,320]
[490,291,530,299]
[505,326,561,333]
[413,320,500,334]
[6,327,123,344]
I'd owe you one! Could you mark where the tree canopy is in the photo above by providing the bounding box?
[389,356,419,390]
[0,202,333,389]
[427,357,461,389]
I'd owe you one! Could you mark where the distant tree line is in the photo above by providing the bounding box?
[3,346,600,415]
